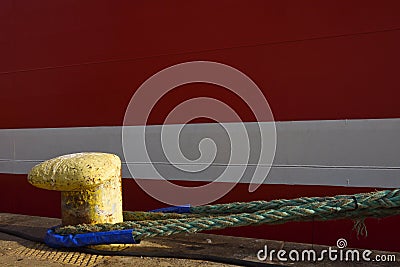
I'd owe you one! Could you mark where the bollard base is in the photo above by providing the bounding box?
[61,174,123,226]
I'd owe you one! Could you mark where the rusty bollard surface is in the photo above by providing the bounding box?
[28,152,123,226]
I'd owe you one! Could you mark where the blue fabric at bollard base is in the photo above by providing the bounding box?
[149,204,191,214]
[45,228,139,248]
[45,205,190,248]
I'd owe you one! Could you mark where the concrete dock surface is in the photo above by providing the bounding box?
[0,213,399,266]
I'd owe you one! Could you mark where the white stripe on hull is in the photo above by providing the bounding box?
[1,118,400,187]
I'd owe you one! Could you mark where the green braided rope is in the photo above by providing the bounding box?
[122,211,201,221]
[126,190,396,220]
[54,189,400,240]
[123,196,346,220]
[191,189,400,214]
[191,195,342,214]
[124,192,383,221]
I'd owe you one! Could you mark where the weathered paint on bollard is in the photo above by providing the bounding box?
[28,152,123,226]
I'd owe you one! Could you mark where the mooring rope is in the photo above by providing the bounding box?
[54,189,400,240]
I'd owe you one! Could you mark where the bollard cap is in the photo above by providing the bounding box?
[28,152,121,191]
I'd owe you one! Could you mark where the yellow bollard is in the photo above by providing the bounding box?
[28,152,123,226]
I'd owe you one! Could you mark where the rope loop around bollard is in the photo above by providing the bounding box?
[45,189,400,248]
